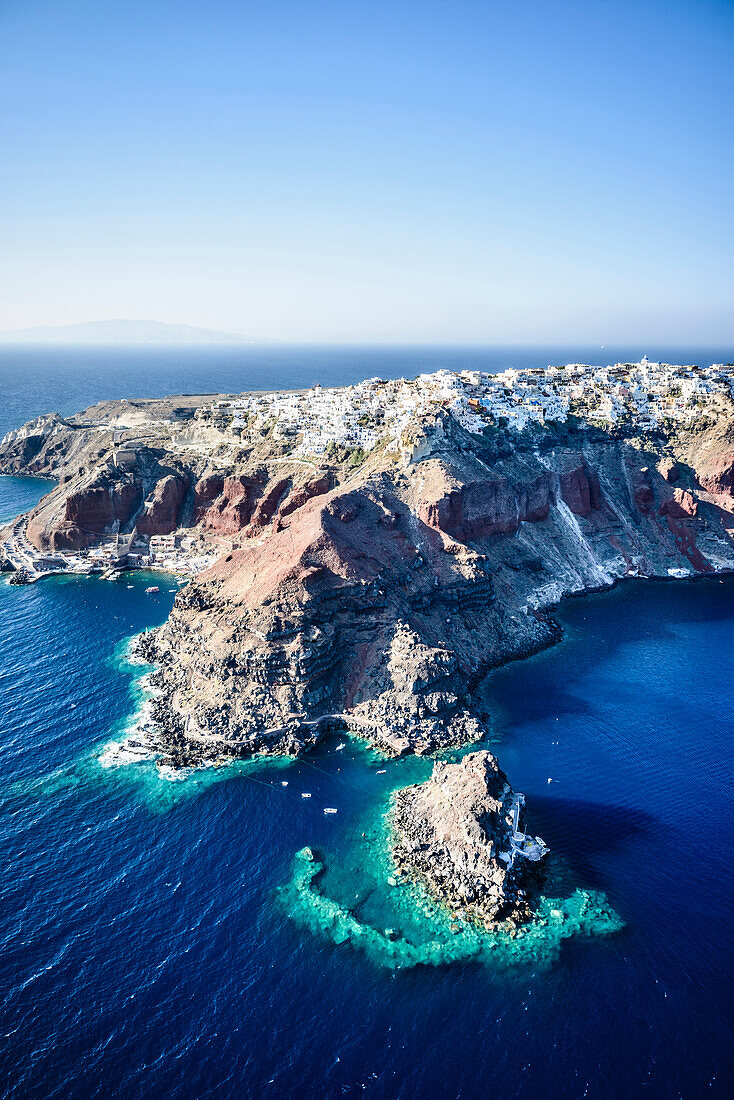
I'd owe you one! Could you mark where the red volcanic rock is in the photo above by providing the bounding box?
[419,475,554,541]
[279,472,331,519]
[137,475,188,536]
[200,489,417,609]
[199,474,264,535]
[660,488,698,519]
[559,459,602,517]
[663,514,712,572]
[194,474,224,506]
[249,478,291,530]
[28,480,143,550]
[192,474,224,523]
[686,424,734,504]
[697,456,734,499]
[64,483,141,528]
[632,469,654,515]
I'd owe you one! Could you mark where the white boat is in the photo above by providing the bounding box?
[145,586,159,594]
[323,807,338,815]
[301,792,311,799]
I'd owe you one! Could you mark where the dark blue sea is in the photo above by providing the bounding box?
[1,347,733,1098]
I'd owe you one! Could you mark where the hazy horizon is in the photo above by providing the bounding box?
[2,0,733,343]
[0,331,731,358]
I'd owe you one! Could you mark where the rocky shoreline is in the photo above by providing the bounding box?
[3,379,734,930]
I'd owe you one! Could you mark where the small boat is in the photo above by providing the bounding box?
[145,586,159,594]
[376,769,386,774]
[324,807,338,815]
[335,743,346,751]
[301,792,311,799]
[281,780,288,786]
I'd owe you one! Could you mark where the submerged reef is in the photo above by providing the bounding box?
[280,845,622,970]
[280,752,622,970]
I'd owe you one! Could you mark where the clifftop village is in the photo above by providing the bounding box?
[2,357,733,585]
[197,357,734,457]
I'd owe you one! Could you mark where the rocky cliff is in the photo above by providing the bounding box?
[3,391,734,772]
[137,411,734,766]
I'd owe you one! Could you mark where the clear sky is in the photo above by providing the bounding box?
[1,0,732,344]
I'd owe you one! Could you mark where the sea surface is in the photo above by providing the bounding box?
[1,348,733,1098]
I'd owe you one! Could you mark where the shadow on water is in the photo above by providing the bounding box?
[527,794,654,891]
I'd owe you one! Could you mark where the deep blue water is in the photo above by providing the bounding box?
[1,350,733,1098]
[0,477,57,527]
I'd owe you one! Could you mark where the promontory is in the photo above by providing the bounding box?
[2,357,733,925]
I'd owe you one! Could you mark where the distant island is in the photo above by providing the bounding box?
[0,318,261,345]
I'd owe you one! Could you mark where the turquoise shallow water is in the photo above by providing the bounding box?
[0,476,732,1097]
[1,350,734,1097]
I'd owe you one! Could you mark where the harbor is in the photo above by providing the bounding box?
[1,516,216,586]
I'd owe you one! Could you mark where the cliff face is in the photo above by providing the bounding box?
[0,396,337,552]
[3,395,734,768]
[134,410,734,766]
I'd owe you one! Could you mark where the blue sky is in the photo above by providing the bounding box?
[1,0,732,343]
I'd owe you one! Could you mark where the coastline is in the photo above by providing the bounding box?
[2,364,733,961]
[113,564,734,776]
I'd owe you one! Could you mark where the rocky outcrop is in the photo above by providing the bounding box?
[392,751,548,927]
[27,478,143,550]
[660,488,698,518]
[193,474,224,519]
[659,457,680,483]
[136,475,188,536]
[419,473,555,540]
[558,455,602,516]
[0,414,67,474]
[198,474,265,535]
[249,477,291,530]
[632,467,654,515]
[279,472,331,518]
[678,416,734,509]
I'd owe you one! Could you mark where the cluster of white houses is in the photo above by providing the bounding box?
[195,358,734,458]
